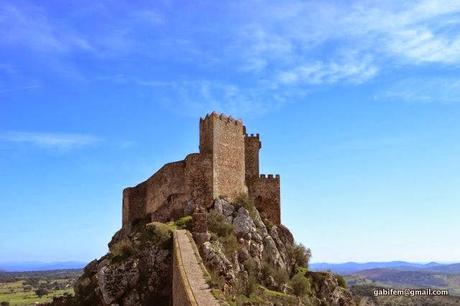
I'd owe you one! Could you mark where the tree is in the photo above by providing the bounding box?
[35,288,49,298]
[290,273,310,296]
[289,243,311,269]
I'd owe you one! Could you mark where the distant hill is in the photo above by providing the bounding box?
[351,284,460,306]
[351,268,450,287]
[343,267,460,297]
[423,263,460,274]
[311,261,460,297]
[0,261,87,272]
[309,261,456,274]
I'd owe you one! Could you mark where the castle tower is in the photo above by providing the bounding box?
[199,112,247,201]
[244,127,281,225]
[122,112,281,229]
[244,132,261,183]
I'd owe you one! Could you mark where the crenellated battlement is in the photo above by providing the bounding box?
[123,112,281,228]
[244,133,260,139]
[200,111,243,127]
[250,173,281,224]
[259,174,280,180]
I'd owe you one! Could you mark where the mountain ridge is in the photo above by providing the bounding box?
[310,261,460,274]
[0,261,87,272]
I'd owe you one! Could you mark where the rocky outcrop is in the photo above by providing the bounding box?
[73,223,173,306]
[65,198,354,306]
[198,198,355,305]
[307,271,355,306]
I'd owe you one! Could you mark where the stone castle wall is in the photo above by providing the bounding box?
[209,114,247,201]
[244,133,261,182]
[249,174,281,225]
[122,161,188,228]
[122,112,281,228]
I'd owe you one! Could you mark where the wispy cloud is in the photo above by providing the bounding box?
[334,136,413,151]
[139,80,307,117]
[2,0,460,116]
[0,3,93,54]
[0,132,101,149]
[376,78,460,104]
[233,0,460,81]
[0,84,40,94]
[277,57,378,85]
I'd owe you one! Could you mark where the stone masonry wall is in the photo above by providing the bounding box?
[244,133,261,182]
[122,112,281,228]
[123,161,189,227]
[122,184,147,228]
[211,114,247,201]
[184,153,213,208]
[250,174,281,225]
[144,161,187,215]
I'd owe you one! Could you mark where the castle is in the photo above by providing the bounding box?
[122,112,281,228]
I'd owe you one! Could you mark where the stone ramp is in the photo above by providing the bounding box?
[173,230,220,306]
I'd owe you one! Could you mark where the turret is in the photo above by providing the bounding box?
[244,132,261,182]
[198,112,246,201]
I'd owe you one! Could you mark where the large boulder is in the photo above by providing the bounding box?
[97,258,140,304]
[73,223,173,306]
[232,207,257,238]
[213,198,234,222]
[202,240,235,282]
[308,271,355,306]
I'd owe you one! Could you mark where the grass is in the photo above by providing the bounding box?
[167,215,193,231]
[109,238,136,262]
[226,285,300,306]
[233,193,257,219]
[0,280,74,306]
[141,221,174,248]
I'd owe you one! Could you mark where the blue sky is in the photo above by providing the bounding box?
[1,0,460,264]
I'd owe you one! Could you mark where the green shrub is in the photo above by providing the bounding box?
[110,239,135,261]
[130,216,150,233]
[174,215,193,230]
[242,258,259,296]
[261,262,274,280]
[234,193,255,212]
[243,258,257,275]
[273,267,289,285]
[246,274,258,296]
[335,274,347,288]
[35,288,49,298]
[288,243,311,270]
[289,273,310,296]
[207,269,225,289]
[218,234,239,258]
[207,211,233,237]
[143,222,173,248]
[261,262,288,286]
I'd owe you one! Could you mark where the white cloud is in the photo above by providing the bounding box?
[385,28,460,64]
[233,0,460,82]
[0,3,93,54]
[375,78,460,104]
[0,132,101,149]
[2,0,460,116]
[139,80,307,117]
[277,57,378,85]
